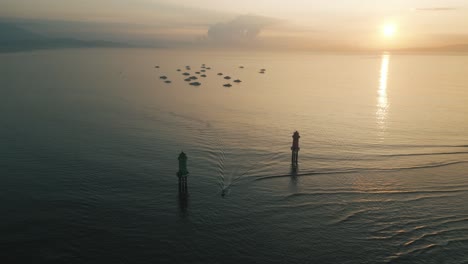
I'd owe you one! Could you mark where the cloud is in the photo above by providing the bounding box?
[207,15,279,43]
[413,7,458,12]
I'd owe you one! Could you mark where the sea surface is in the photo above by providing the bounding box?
[1,48,468,263]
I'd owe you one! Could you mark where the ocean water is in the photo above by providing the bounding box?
[1,48,468,263]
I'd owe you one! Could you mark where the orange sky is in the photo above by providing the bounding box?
[2,0,468,50]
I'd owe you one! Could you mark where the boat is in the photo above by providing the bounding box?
[195,72,201,74]
[201,74,207,77]
[184,78,191,82]
[164,80,171,83]
[217,73,223,76]
[160,76,168,79]
[233,79,242,83]
[190,76,198,80]
[223,83,232,87]
[177,69,181,71]
[190,82,201,86]
[224,76,231,80]
[239,66,244,69]
[155,66,159,68]
[206,67,211,70]
[201,69,206,72]
[183,72,190,76]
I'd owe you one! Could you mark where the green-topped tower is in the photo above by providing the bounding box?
[177,152,189,194]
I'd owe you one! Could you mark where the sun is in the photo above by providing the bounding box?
[382,23,397,38]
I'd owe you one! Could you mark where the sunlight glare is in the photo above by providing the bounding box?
[382,23,397,38]
[377,53,390,139]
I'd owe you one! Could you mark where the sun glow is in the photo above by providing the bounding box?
[382,23,397,38]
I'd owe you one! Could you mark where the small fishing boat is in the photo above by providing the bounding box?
[223,83,232,87]
[224,76,231,80]
[233,79,242,83]
[160,76,168,79]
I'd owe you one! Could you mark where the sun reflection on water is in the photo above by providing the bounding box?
[377,53,390,139]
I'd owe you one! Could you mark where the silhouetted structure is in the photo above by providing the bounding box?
[291,131,300,167]
[177,152,189,194]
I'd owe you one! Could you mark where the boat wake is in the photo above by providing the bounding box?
[254,160,468,181]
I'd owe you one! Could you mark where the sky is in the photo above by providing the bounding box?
[2,0,468,50]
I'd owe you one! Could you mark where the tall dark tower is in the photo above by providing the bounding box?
[177,152,189,194]
[291,131,300,167]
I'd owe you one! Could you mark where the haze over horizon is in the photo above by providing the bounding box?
[2,0,468,51]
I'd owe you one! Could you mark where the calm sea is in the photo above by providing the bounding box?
[1,48,468,263]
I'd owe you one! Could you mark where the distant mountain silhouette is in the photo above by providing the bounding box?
[0,22,129,52]
[0,23,45,41]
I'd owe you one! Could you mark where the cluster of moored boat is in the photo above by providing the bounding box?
[155,64,266,87]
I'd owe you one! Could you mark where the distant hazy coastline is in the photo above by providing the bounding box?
[2,21,468,54]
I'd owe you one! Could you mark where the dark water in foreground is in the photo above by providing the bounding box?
[1,49,468,263]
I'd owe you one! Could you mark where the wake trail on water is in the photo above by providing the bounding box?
[254,160,468,181]
[222,151,281,192]
[167,111,262,195]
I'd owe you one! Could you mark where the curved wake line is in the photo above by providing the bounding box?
[403,227,468,248]
[254,160,468,181]
[358,143,468,149]
[222,151,282,191]
[378,151,468,158]
[283,189,468,199]
[387,238,468,263]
